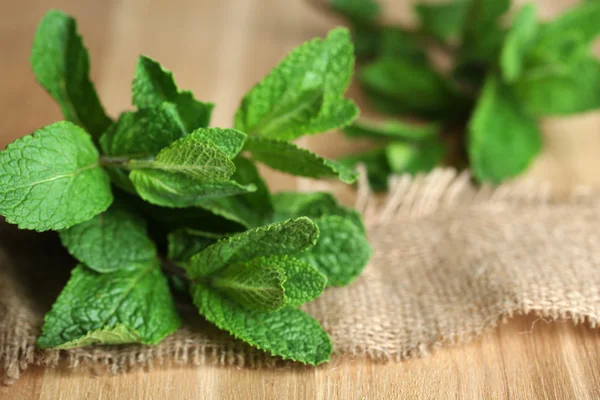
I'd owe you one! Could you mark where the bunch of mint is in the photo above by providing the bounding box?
[328,0,600,188]
[0,10,372,365]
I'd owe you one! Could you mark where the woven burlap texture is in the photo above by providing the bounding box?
[3,168,600,384]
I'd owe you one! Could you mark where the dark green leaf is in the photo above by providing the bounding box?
[337,148,391,191]
[385,140,445,175]
[344,120,440,141]
[31,10,111,139]
[168,229,221,263]
[415,0,470,41]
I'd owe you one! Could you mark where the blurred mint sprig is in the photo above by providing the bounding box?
[328,0,600,187]
[0,10,373,366]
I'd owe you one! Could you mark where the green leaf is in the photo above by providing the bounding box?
[186,128,247,159]
[31,10,111,139]
[211,257,286,311]
[271,191,365,233]
[461,0,509,63]
[186,217,319,279]
[337,148,391,191]
[59,203,156,273]
[275,256,327,307]
[99,103,185,158]
[133,56,214,131]
[329,0,381,23]
[500,4,538,82]
[344,120,440,141]
[167,229,221,263]
[298,215,372,287]
[191,284,331,365]
[532,1,600,61]
[130,171,255,208]
[0,121,113,231]
[245,136,358,183]
[193,157,273,228]
[468,77,541,183]
[514,57,600,116]
[234,28,358,140]
[378,27,428,63]
[38,262,181,349]
[415,0,470,41]
[359,59,459,117]
[129,133,235,181]
[385,140,445,175]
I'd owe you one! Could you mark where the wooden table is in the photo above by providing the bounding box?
[2,0,600,398]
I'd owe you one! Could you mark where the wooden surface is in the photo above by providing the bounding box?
[2,0,600,398]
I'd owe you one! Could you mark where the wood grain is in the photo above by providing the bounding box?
[2,0,600,398]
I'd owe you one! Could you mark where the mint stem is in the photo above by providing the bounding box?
[99,156,131,168]
[159,256,189,281]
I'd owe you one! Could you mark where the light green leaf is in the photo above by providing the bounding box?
[469,77,541,183]
[186,128,247,159]
[245,136,358,183]
[415,0,470,41]
[337,148,391,191]
[275,256,327,307]
[59,203,156,273]
[99,103,184,158]
[532,1,600,61]
[271,191,365,233]
[501,4,538,82]
[359,59,459,117]
[191,284,332,365]
[193,157,273,228]
[344,120,440,142]
[38,262,181,349]
[133,55,214,131]
[186,217,319,279]
[130,170,255,208]
[129,133,235,181]
[385,140,445,175]
[235,28,358,140]
[211,257,286,311]
[0,122,112,231]
[167,229,221,263]
[298,215,372,287]
[514,57,600,116]
[31,10,111,139]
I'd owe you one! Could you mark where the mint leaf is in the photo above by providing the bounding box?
[271,191,365,233]
[344,120,441,142]
[193,157,273,228]
[245,136,358,183]
[385,140,445,175]
[337,148,391,191]
[129,133,235,181]
[234,28,358,140]
[31,10,111,139]
[461,0,509,63]
[130,170,255,208]
[167,229,220,263]
[378,27,428,62]
[59,203,156,273]
[100,103,184,157]
[0,122,112,231]
[469,77,541,183]
[359,59,458,117]
[211,257,286,311]
[186,217,319,279]
[500,4,538,82]
[187,128,247,159]
[532,1,600,62]
[38,262,181,349]
[514,57,600,116]
[133,56,213,132]
[275,256,327,307]
[191,284,331,365]
[329,0,381,23]
[415,0,470,41]
[298,215,372,287]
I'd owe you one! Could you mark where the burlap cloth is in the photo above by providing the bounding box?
[3,168,600,384]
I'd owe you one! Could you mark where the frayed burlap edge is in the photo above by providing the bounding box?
[2,168,600,385]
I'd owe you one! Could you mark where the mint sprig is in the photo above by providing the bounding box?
[2,10,373,366]
[328,0,600,186]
